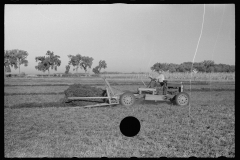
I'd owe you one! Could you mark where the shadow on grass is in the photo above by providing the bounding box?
[4,92,65,96]
[4,102,69,109]
[4,99,108,109]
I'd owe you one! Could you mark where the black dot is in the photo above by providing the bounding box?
[119,116,141,137]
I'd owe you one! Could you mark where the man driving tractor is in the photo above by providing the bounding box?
[148,70,166,94]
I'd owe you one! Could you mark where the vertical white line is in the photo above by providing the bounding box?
[189,4,206,116]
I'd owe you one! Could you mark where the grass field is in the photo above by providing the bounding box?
[4,86,69,94]
[4,77,235,157]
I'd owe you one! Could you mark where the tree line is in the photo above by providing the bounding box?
[4,49,107,77]
[151,60,235,73]
[4,49,235,77]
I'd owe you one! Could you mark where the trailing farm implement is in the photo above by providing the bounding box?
[67,77,190,108]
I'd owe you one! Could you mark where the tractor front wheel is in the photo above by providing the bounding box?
[120,92,136,106]
[175,92,189,106]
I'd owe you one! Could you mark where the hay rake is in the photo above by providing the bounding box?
[67,77,131,108]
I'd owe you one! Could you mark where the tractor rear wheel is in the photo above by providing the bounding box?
[175,92,189,106]
[120,92,136,106]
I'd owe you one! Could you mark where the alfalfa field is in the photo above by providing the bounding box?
[4,77,235,157]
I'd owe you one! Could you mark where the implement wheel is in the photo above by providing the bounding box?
[175,92,189,106]
[120,92,136,106]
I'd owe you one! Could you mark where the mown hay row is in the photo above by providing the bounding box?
[64,84,107,106]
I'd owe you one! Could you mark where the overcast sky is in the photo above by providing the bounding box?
[5,4,235,74]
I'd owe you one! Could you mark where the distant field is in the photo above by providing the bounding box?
[4,72,235,81]
[4,75,235,86]
[4,77,235,157]
[100,72,235,81]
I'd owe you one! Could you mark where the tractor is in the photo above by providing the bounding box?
[120,77,190,106]
[67,77,190,108]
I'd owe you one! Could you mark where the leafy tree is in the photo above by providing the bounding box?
[151,62,180,72]
[65,65,70,74]
[67,54,94,75]
[6,49,29,74]
[202,60,215,73]
[181,62,193,72]
[35,51,61,76]
[4,50,18,78]
[213,64,222,72]
[98,60,107,70]
[168,65,176,73]
[207,66,215,73]
[92,60,107,74]
[221,64,230,72]
[177,65,186,72]
[150,63,159,71]
[151,63,164,72]
[168,63,178,73]
[161,63,169,71]
[229,65,235,72]
[68,54,82,73]
[80,56,94,74]
[215,63,227,72]
[92,66,100,74]
[193,62,205,72]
